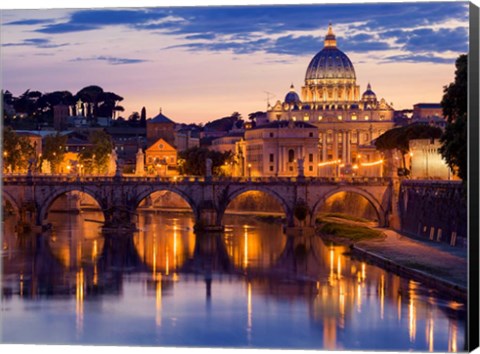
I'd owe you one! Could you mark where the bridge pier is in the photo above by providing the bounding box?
[102,205,137,232]
[195,207,224,232]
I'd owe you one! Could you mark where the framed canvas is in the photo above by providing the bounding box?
[1,0,479,353]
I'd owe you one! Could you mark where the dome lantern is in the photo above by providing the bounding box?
[324,22,337,48]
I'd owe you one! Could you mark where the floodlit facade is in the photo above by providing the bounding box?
[263,24,395,177]
[145,138,178,176]
[409,139,453,180]
[242,121,319,177]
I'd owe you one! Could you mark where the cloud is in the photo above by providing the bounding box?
[402,27,468,53]
[166,38,271,55]
[5,19,54,26]
[70,56,148,65]
[36,22,101,34]
[2,38,68,49]
[266,35,322,56]
[382,54,456,64]
[35,8,171,34]
[6,2,469,64]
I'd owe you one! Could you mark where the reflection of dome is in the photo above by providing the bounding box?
[362,83,377,101]
[305,24,356,83]
[285,84,301,104]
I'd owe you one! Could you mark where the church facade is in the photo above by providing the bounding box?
[259,24,395,177]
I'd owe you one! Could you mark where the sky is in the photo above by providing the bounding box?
[0,0,471,124]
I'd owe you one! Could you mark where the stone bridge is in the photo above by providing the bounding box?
[2,175,394,232]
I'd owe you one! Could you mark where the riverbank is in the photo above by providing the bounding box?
[317,217,467,301]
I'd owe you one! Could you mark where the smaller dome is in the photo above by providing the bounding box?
[362,83,377,101]
[285,84,301,105]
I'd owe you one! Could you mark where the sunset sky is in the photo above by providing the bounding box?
[0,1,470,124]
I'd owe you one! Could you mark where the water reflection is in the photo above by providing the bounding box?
[1,211,465,351]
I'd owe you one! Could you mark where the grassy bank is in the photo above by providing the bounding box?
[317,219,384,244]
[317,212,372,223]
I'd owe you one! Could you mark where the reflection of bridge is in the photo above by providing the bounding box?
[2,175,394,231]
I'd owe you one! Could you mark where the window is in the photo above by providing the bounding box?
[309,132,314,137]
[288,149,295,163]
[318,115,323,121]
[351,114,357,120]
[364,116,369,120]
[303,115,309,121]
[269,132,274,137]
[338,115,343,120]
[269,166,274,172]
[309,166,313,171]
[289,166,293,171]
[309,153,313,163]
[269,153,274,163]
[292,116,297,121]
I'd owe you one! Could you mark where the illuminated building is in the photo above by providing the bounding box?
[412,103,446,129]
[263,24,395,177]
[145,138,178,176]
[409,139,453,180]
[242,121,319,177]
[146,109,176,147]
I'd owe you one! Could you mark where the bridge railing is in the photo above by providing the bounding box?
[2,173,393,185]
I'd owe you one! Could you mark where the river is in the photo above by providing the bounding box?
[1,210,465,351]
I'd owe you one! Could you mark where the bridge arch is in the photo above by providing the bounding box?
[311,186,387,227]
[2,190,20,215]
[134,187,199,219]
[217,186,293,226]
[38,186,106,225]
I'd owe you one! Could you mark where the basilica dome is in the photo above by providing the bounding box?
[362,83,377,101]
[284,84,301,104]
[304,25,356,83]
[301,24,360,104]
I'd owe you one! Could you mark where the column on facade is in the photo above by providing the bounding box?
[346,131,351,164]
[333,132,338,160]
[322,131,327,161]
[341,131,347,162]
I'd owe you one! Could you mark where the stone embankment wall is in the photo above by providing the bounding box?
[398,180,467,247]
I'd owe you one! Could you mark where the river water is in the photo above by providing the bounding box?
[1,210,465,351]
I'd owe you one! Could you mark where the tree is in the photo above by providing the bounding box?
[2,127,36,173]
[42,133,67,173]
[140,107,147,127]
[79,130,113,174]
[128,112,140,125]
[439,54,468,181]
[178,147,234,176]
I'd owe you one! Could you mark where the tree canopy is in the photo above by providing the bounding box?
[178,147,235,176]
[78,130,114,174]
[439,54,468,181]
[375,124,443,154]
[42,133,68,173]
[2,127,36,173]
